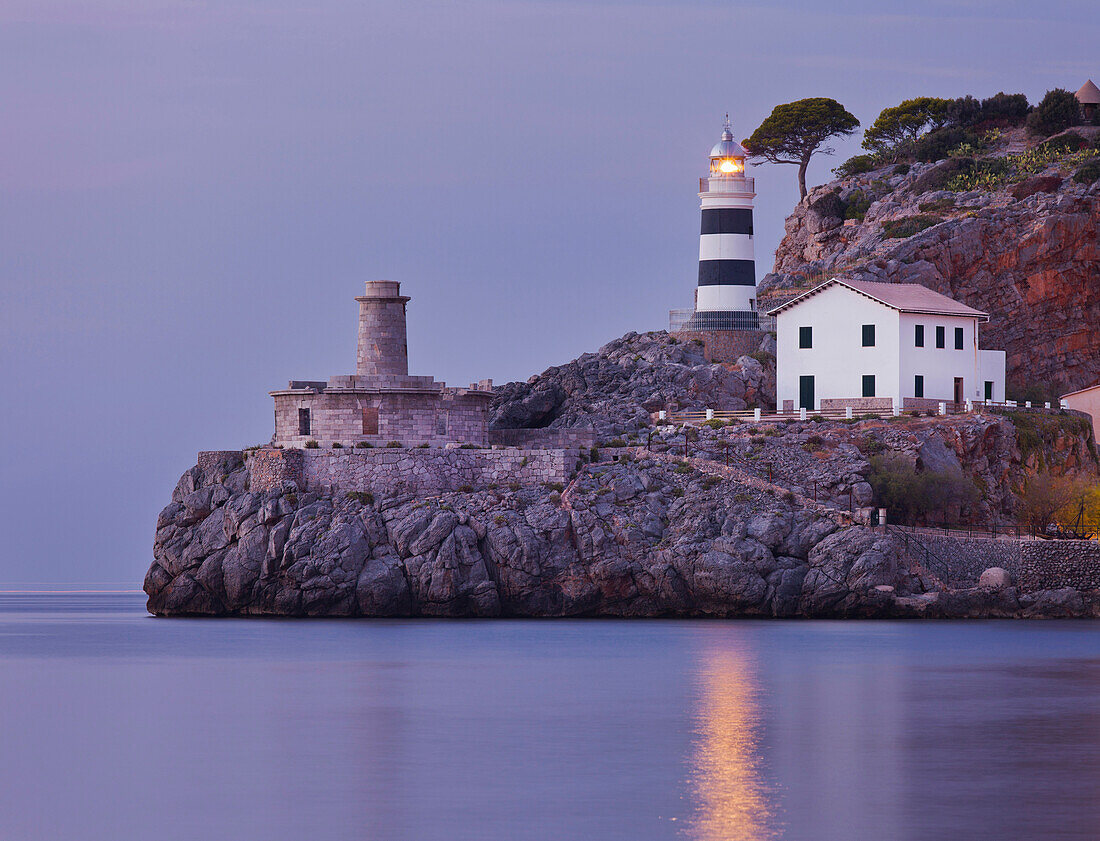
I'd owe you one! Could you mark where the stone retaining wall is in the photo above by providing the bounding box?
[488,427,598,449]
[241,447,575,495]
[676,330,765,364]
[899,530,1100,592]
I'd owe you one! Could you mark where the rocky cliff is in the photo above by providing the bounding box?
[489,330,775,437]
[145,411,1099,619]
[760,129,1100,397]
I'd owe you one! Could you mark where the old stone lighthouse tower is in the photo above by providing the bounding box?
[671,116,764,359]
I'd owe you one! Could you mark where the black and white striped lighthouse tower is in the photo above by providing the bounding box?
[685,116,758,330]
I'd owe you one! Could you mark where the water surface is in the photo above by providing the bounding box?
[1,593,1099,840]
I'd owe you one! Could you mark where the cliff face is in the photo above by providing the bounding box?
[145,411,1099,619]
[489,331,776,437]
[760,152,1100,396]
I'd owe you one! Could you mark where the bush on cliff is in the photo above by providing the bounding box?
[867,454,979,525]
[881,214,944,239]
[1073,159,1100,185]
[1027,89,1080,137]
[834,154,878,178]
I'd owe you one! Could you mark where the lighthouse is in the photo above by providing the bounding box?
[688,115,757,329]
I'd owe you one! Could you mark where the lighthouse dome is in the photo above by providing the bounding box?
[710,136,746,158]
[709,116,745,158]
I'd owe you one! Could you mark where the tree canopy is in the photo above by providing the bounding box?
[861,97,950,158]
[1026,88,1080,137]
[743,97,859,200]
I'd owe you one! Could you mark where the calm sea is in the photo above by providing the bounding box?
[1,593,1099,840]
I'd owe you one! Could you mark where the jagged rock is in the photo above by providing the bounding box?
[759,144,1100,395]
[489,331,775,438]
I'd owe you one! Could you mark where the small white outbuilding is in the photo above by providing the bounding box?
[768,278,1006,412]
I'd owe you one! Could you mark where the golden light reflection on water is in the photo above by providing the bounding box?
[686,647,778,841]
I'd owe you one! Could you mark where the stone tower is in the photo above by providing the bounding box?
[356,280,410,377]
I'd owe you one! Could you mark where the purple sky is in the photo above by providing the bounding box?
[2,0,1096,583]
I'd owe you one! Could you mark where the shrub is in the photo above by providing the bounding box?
[909,157,974,193]
[980,92,1030,125]
[304,440,320,449]
[783,491,797,504]
[701,475,722,489]
[945,94,983,128]
[386,441,403,448]
[749,350,775,367]
[841,189,872,221]
[416,442,430,448]
[605,438,627,448]
[893,163,911,176]
[912,126,970,162]
[1026,88,1079,136]
[345,491,374,505]
[589,446,600,462]
[1038,131,1087,154]
[671,486,685,498]
[459,443,480,449]
[674,462,694,474]
[918,196,955,212]
[355,441,374,448]
[702,418,726,429]
[544,482,565,492]
[881,214,944,238]
[857,435,886,455]
[1073,159,1100,185]
[494,515,507,526]
[834,154,878,178]
[457,484,473,493]
[519,456,528,467]
[332,442,343,448]
[867,454,979,524]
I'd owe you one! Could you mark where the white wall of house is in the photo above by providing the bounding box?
[775,284,900,409]
[775,285,1006,409]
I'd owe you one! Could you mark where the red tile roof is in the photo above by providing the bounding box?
[768,278,988,318]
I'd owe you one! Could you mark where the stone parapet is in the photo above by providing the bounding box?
[243,447,576,495]
[488,427,598,449]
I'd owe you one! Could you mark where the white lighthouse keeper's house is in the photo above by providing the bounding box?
[769,278,1006,412]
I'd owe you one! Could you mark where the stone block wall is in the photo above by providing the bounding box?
[899,531,1100,592]
[677,330,765,364]
[243,447,574,495]
[488,427,598,449]
[273,390,490,448]
[820,397,895,412]
[1018,541,1100,591]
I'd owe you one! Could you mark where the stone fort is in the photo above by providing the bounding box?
[270,280,495,447]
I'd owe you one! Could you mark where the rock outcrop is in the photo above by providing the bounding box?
[146,412,1100,619]
[489,331,775,438]
[760,147,1100,396]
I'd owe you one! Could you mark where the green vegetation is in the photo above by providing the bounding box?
[457,484,473,493]
[386,441,403,448]
[355,441,374,448]
[994,410,1096,467]
[459,443,480,449]
[918,196,955,212]
[841,189,872,221]
[589,446,600,462]
[881,214,944,239]
[1037,131,1088,154]
[345,491,374,505]
[701,475,722,489]
[745,97,860,199]
[1026,88,1080,137]
[416,442,430,448]
[702,418,727,430]
[304,440,319,449]
[833,154,878,178]
[1073,159,1100,185]
[867,454,979,524]
[331,442,343,448]
[605,438,627,448]
[673,462,694,474]
[671,486,685,498]
[893,163,910,176]
[862,97,950,159]
[544,482,565,492]
[749,350,775,367]
[494,515,507,525]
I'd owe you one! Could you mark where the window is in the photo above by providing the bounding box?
[954,326,964,350]
[436,413,447,436]
[935,326,945,348]
[799,326,812,349]
[985,381,994,401]
[298,407,311,436]
[361,406,379,435]
[862,324,876,347]
[862,375,876,398]
[915,324,925,347]
[914,375,924,398]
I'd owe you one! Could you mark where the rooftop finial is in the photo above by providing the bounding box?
[722,113,733,140]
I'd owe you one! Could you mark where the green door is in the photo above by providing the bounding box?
[799,375,815,410]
